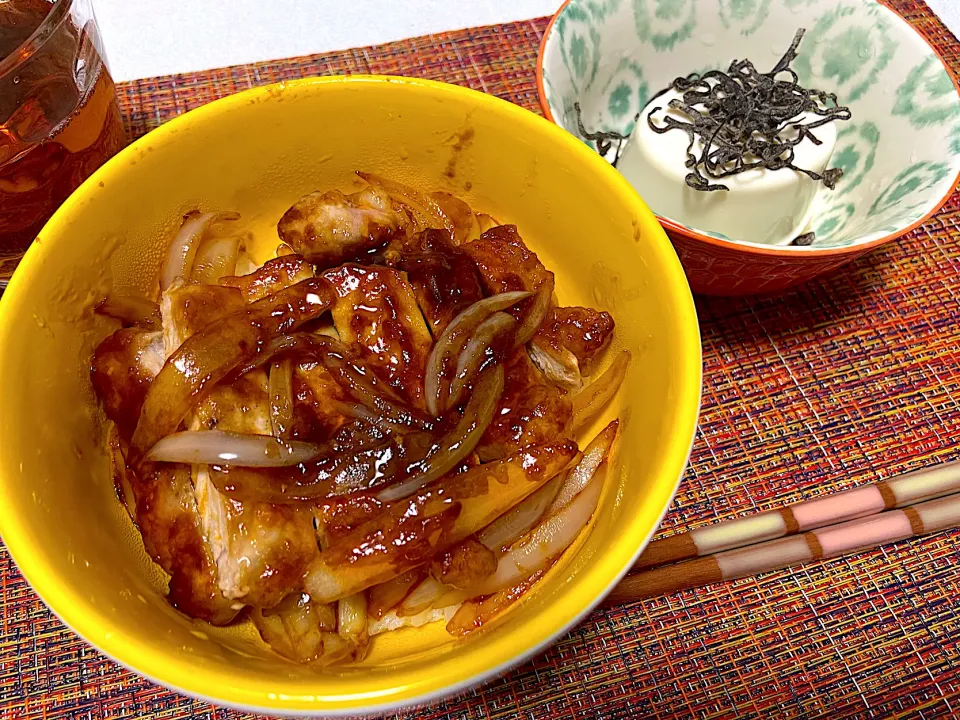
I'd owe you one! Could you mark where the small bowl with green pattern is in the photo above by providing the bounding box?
[536,0,960,295]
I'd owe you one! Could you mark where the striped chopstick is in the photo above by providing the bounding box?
[607,493,960,605]
[634,460,960,571]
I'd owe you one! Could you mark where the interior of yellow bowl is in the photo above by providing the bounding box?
[0,76,701,715]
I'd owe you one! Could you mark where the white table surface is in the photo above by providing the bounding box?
[93,0,960,83]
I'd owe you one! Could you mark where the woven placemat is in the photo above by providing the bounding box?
[4,2,960,717]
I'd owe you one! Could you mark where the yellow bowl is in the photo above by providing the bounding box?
[0,76,701,715]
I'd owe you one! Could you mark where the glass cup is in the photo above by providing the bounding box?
[0,0,125,286]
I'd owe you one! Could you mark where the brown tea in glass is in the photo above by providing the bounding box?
[0,0,125,285]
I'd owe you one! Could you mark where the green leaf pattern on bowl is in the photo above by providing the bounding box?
[600,58,649,125]
[633,0,698,52]
[813,203,856,241]
[718,0,771,36]
[868,161,952,217]
[793,4,896,103]
[893,57,960,128]
[555,4,603,95]
[832,122,880,197]
[582,0,625,19]
[542,0,960,250]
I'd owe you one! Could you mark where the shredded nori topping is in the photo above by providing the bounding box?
[575,102,636,168]
[645,28,851,192]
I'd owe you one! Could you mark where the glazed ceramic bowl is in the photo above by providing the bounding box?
[538,0,960,295]
[0,77,701,715]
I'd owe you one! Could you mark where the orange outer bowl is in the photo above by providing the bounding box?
[535,0,960,296]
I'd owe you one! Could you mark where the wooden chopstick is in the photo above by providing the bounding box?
[607,492,960,605]
[633,460,960,571]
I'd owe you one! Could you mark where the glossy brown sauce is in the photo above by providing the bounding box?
[393,228,485,334]
[323,263,432,407]
[222,254,315,301]
[478,350,572,461]
[91,180,618,656]
[432,537,497,589]
[533,306,615,373]
[133,465,239,624]
[91,328,161,441]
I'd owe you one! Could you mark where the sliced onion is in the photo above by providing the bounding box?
[128,277,335,467]
[269,359,294,438]
[321,342,432,431]
[233,332,315,376]
[446,569,545,637]
[368,569,425,619]
[430,192,480,244]
[235,252,259,276]
[376,364,504,503]
[368,605,459,637]
[302,440,578,603]
[432,586,468,611]
[472,458,607,597]
[424,291,530,416]
[191,236,240,284]
[399,576,453,616]
[447,312,517,409]
[160,211,239,291]
[95,294,161,330]
[329,400,411,434]
[161,211,213,291]
[513,277,554,349]
[337,592,368,644]
[219,365,502,505]
[571,350,631,432]
[145,429,322,467]
[211,430,436,504]
[358,172,453,234]
[107,421,136,521]
[477,473,565,554]
[241,332,431,431]
[527,341,581,392]
[545,420,618,517]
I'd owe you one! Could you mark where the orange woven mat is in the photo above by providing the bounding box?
[3,2,960,717]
